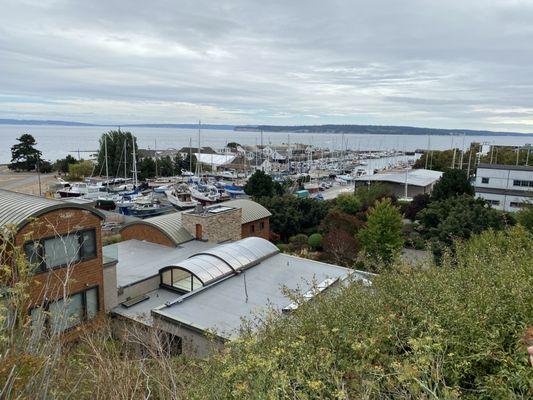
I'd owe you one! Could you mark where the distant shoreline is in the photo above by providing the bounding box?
[1,119,532,137]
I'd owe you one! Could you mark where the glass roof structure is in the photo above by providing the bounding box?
[159,237,279,287]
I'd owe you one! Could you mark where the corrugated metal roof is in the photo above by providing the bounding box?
[221,199,272,224]
[355,169,443,187]
[121,212,193,246]
[0,189,105,230]
[477,163,533,172]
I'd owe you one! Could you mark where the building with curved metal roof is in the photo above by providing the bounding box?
[120,212,193,247]
[222,199,272,225]
[0,188,105,230]
[159,237,280,290]
[120,199,272,246]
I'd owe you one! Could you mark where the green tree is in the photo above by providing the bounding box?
[430,168,474,202]
[418,194,507,261]
[514,205,533,234]
[96,130,138,179]
[403,193,430,220]
[157,155,175,176]
[335,193,362,215]
[354,182,393,210]
[53,155,78,174]
[173,154,197,175]
[68,160,94,180]
[138,157,156,181]
[9,134,42,171]
[244,170,283,198]
[227,142,241,150]
[358,198,403,266]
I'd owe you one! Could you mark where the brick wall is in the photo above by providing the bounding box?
[241,217,270,240]
[121,224,176,247]
[15,208,105,318]
[182,208,242,243]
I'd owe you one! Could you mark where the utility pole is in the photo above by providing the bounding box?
[36,156,42,197]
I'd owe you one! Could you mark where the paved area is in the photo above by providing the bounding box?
[0,165,56,195]
[322,184,355,200]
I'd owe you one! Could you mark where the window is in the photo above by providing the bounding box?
[510,201,530,208]
[486,199,500,206]
[30,287,99,333]
[259,221,265,231]
[24,229,97,272]
[481,177,489,184]
[513,180,533,187]
[250,224,255,233]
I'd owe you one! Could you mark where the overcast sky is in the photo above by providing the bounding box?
[1,0,533,131]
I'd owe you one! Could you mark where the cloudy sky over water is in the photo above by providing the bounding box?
[1,0,533,131]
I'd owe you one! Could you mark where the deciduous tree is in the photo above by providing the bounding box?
[358,198,403,265]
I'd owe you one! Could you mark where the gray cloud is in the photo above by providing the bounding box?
[1,0,533,131]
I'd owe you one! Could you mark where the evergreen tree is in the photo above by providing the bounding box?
[96,130,138,179]
[431,168,474,202]
[244,170,283,198]
[9,134,42,171]
[358,198,403,266]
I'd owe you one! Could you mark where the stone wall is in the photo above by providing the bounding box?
[182,207,242,243]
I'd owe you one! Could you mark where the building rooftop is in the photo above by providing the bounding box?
[112,237,372,340]
[105,239,215,288]
[0,189,104,231]
[120,211,193,246]
[355,168,443,187]
[477,163,533,172]
[153,253,364,339]
[223,199,272,224]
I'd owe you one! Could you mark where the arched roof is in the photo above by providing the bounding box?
[120,212,193,246]
[222,199,272,224]
[194,236,279,271]
[160,237,279,287]
[0,189,105,231]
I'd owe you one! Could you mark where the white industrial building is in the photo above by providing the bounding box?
[354,169,443,199]
[474,163,533,211]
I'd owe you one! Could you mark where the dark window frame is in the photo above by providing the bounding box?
[28,285,100,333]
[481,177,489,184]
[24,228,98,273]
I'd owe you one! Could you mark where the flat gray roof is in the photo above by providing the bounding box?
[152,253,366,339]
[355,168,443,187]
[477,163,533,172]
[106,239,215,288]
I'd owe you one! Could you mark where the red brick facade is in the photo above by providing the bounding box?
[121,225,176,247]
[241,217,270,240]
[14,208,105,319]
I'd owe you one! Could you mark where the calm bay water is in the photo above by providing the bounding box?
[0,124,532,164]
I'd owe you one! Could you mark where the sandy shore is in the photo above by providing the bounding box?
[0,164,58,195]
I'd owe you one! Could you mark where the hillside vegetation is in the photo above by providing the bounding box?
[1,228,532,399]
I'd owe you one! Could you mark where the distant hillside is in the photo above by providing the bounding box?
[235,124,533,136]
[0,119,234,130]
[0,119,96,126]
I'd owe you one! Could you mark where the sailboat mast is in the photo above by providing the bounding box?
[104,134,109,191]
[132,138,138,187]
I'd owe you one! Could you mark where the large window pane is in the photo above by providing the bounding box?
[81,230,96,260]
[24,241,44,271]
[49,293,83,333]
[44,236,80,268]
[86,287,99,319]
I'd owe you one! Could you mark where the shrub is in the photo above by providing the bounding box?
[288,234,308,250]
[307,233,323,250]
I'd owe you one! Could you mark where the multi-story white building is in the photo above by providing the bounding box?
[474,163,533,211]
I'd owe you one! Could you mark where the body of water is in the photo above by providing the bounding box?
[0,125,532,164]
